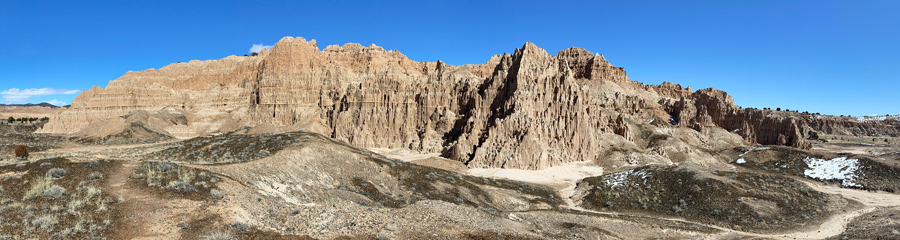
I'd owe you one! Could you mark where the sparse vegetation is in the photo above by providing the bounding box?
[1,158,117,238]
[48,168,68,178]
[31,214,59,232]
[578,165,848,232]
[89,172,103,180]
[201,230,234,240]
[134,161,219,199]
[24,175,56,199]
[232,221,250,231]
[144,130,311,163]
[210,189,224,199]
[42,185,67,199]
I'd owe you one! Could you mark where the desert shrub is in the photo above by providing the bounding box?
[42,185,66,199]
[48,168,67,178]
[24,176,54,199]
[210,189,224,199]
[807,131,819,140]
[232,221,250,231]
[89,172,103,180]
[154,163,174,173]
[168,180,196,193]
[201,230,233,240]
[86,161,100,169]
[14,145,27,158]
[31,214,59,232]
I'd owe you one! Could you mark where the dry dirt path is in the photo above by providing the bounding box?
[552,176,900,239]
[104,161,204,239]
[778,181,900,239]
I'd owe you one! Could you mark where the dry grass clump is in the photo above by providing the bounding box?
[201,230,234,240]
[31,214,59,232]
[134,161,221,200]
[1,158,118,239]
[24,175,60,199]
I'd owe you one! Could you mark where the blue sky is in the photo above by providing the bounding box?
[1,1,897,116]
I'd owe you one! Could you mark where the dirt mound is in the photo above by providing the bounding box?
[827,207,900,240]
[70,108,187,145]
[573,165,853,232]
[159,131,566,238]
[737,146,900,192]
[143,129,312,163]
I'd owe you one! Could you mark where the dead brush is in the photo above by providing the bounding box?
[15,145,28,159]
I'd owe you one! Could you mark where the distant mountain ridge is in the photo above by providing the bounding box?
[0,102,67,108]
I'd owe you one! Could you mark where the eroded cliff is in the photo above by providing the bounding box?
[39,36,897,169]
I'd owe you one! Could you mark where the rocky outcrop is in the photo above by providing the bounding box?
[661,88,812,149]
[38,36,896,169]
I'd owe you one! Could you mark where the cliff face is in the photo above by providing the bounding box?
[661,88,811,149]
[39,36,897,169]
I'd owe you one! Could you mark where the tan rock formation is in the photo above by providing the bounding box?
[38,36,897,169]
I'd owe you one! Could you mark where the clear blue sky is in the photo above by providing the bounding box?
[1,1,897,116]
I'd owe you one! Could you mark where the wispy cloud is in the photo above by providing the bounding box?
[1,88,79,103]
[249,43,273,53]
[46,99,68,106]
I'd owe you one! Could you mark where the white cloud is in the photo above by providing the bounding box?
[1,88,79,103]
[249,43,273,53]
[46,100,68,106]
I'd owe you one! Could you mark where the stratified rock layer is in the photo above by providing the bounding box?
[39,36,898,169]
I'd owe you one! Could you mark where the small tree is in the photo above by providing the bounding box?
[776,108,781,111]
[15,145,28,159]
[7,116,13,123]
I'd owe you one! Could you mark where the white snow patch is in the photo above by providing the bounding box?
[803,157,861,188]
[738,146,770,157]
[645,119,654,124]
[604,169,650,189]
[736,158,746,164]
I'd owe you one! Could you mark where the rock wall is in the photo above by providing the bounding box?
[38,36,897,169]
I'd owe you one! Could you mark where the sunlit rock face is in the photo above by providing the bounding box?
[40,36,896,169]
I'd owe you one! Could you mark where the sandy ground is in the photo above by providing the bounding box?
[12,143,897,239]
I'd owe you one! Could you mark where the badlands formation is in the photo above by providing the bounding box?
[39,36,899,169]
[1,36,898,239]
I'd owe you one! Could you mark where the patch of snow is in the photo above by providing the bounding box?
[253,176,318,207]
[857,115,888,123]
[604,169,650,189]
[736,158,746,164]
[803,157,861,188]
[738,146,770,157]
[645,119,654,124]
